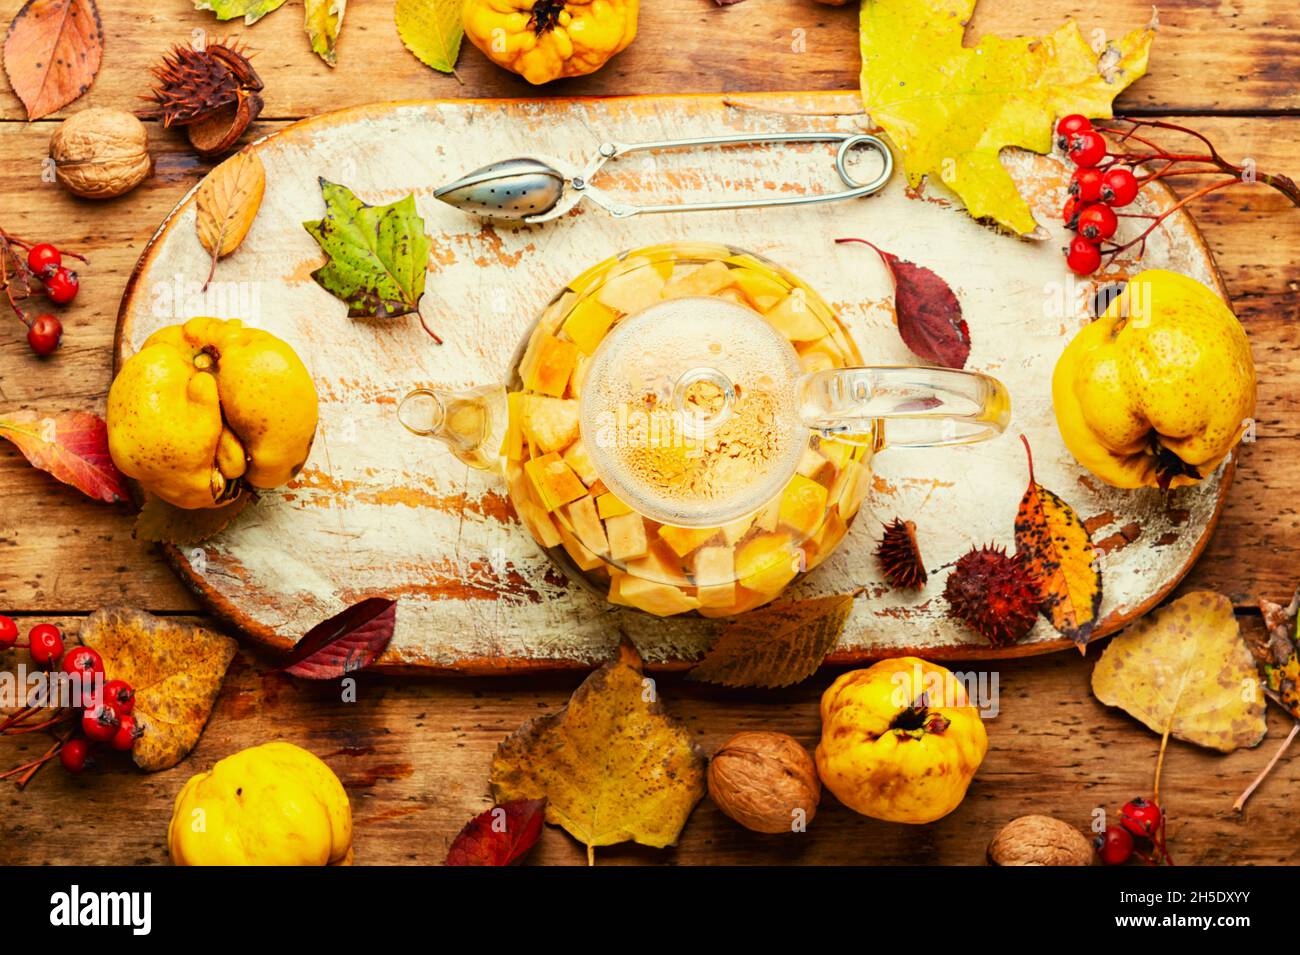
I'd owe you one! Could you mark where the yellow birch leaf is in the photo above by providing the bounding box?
[860,0,1156,234]
[79,608,237,771]
[688,591,861,688]
[394,0,463,77]
[305,0,346,67]
[1014,437,1101,648]
[1091,592,1267,753]
[490,641,706,863]
[195,146,266,289]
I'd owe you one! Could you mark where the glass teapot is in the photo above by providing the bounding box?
[399,242,1010,618]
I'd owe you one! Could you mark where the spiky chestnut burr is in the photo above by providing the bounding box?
[944,544,1041,646]
[876,518,927,589]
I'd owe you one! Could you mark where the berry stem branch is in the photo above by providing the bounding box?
[1233,719,1299,812]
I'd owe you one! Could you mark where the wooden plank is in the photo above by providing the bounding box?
[2,616,1297,864]
[2,115,1297,613]
[0,0,1296,124]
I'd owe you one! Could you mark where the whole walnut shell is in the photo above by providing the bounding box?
[50,108,152,200]
[708,731,820,834]
[988,814,1094,866]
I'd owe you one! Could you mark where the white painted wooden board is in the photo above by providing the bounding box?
[116,92,1230,671]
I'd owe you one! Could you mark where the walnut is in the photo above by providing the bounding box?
[988,814,1094,866]
[49,108,152,200]
[707,731,820,834]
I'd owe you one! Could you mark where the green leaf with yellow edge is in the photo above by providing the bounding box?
[490,641,706,864]
[394,0,463,76]
[1091,591,1266,753]
[860,0,1156,234]
[304,0,347,67]
[194,0,287,25]
[688,591,861,688]
[79,608,237,772]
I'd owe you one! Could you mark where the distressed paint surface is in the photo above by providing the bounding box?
[116,92,1228,669]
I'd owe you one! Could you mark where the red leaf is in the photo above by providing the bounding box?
[0,409,127,503]
[837,238,970,369]
[445,799,546,866]
[280,597,396,679]
[3,0,104,121]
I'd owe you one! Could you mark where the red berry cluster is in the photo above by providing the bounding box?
[1095,796,1172,866]
[0,229,84,358]
[1056,115,1141,276]
[0,614,142,785]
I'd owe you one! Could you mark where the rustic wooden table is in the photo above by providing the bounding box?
[1,0,1297,866]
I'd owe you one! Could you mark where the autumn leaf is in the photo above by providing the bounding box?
[279,597,397,679]
[0,409,127,503]
[837,238,969,368]
[445,799,546,866]
[79,607,237,771]
[1014,435,1101,648]
[860,0,1156,234]
[195,146,266,290]
[3,0,103,120]
[304,0,346,66]
[490,641,706,864]
[194,0,287,25]
[688,592,860,688]
[303,179,432,319]
[134,492,252,545]
[1251,588,1300,718]
[1091,592,1266,754]
[395,0,463,76]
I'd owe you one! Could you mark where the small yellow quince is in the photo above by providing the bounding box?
[815,658,988,825]
[168,742,352,866]
[1053,270,1256,489]
[463,0,639,86]
[107,317,318,509]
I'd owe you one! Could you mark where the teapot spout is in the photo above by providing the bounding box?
[398,384,507,472]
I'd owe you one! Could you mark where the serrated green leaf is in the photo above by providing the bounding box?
[395,0,463,75]
[194,0,288,25]
[303,179,433,319]
[305,0,347,67]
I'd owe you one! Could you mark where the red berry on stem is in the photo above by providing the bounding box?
[1065,236,1101,275]
[1061,196,1081,229]
[29,623,64,665]
[1055,114,1092,150]
[1120,797,1163,839]
[26,313,62,356]
[1102,167,1140,206]
[0,614,17,648]
[1077,203,1119,242]
[43,267,79,305]
[1096,825,1135,865]
[26,243,62,279]
[62,645,105,693]
[60,738,91,775]
[1070,167,1104,203]
[103,679,135,716]
[1067,130,1107,168]
[110,713,142,752]
[81,704,119,743]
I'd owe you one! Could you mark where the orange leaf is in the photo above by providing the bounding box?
[3,0,103,121]
[0,409,127,503]
[1014,435,1102,648]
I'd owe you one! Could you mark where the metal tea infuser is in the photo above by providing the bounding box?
[434,131,894,223]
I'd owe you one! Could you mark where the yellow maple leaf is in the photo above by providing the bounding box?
[860,0,1156,234]
[490,641,706,864]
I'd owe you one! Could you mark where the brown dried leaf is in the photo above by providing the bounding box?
[490,641,706,863]
[3,0,103,120]
[688,591,859,688]
[134,492,252,545]
[1251,588,1300,718]
[1091,591,1267,753]
[79,608,237,771]
[195,146,266,289]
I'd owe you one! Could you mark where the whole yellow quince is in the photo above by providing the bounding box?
[1053,270,1255,489]
[108,317,318,509]
[816,658,988,824]
[168,742,352,866]
[463,0,639,85]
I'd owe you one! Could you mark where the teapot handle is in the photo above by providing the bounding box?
[398,384,506,472]
[798,366,1011,449]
